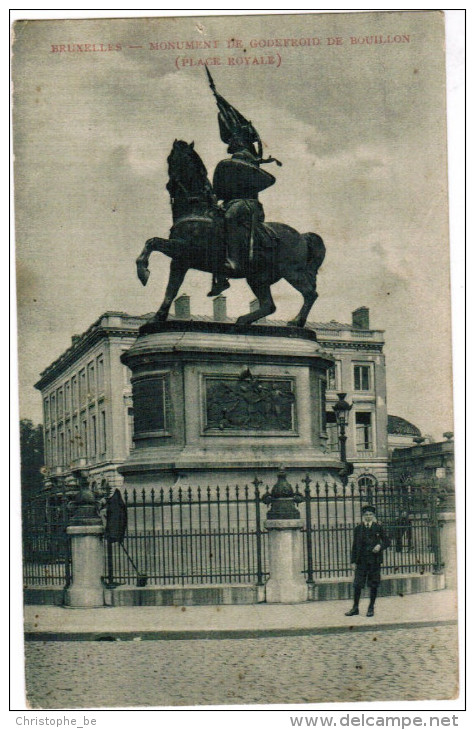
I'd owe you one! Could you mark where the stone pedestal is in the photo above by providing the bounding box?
[119,320,342,491]
[264,519,308,603]
[438,511,457,590]
[64,524,105,608]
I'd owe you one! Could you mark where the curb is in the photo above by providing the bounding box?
[24,618,457,642]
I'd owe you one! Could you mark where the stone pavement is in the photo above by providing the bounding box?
[24,625,458,708]
[22,591,459,708]
[24,589,457,641]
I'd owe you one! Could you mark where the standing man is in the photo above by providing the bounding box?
[345,505,391,617]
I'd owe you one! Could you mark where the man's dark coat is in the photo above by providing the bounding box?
[105,488,127,543]
[350,522,391,566]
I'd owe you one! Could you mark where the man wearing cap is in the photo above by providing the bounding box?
[345,505,391,617]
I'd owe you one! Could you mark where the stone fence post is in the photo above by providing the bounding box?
[438,510,457,590]
[263,469,307,603]
[64,476,105,608]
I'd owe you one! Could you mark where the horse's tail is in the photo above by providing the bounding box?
[303,233,326,272]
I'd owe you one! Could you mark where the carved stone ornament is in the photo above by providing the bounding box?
[205,369,295,432]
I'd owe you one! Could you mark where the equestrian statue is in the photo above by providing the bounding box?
[136,68,325,328]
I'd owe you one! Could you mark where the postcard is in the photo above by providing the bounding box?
[12,10,461,712]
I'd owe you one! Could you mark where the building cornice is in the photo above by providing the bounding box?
[317,340,384,352]
[35,325,140,391]
[35,311,385,392]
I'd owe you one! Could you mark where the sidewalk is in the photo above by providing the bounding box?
[24,589,457,641]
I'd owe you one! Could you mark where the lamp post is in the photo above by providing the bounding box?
[332,392,353,484]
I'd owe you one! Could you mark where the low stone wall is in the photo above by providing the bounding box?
[24,587,66,606]
[308,572,445,601]
[104,583,265,607]
[24,573,445,607]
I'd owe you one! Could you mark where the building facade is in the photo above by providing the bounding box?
[316,306,388,486]
[35,312,144,492]
[35,301,389,492]
[389,437,455,493]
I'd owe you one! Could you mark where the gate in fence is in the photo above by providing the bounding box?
[22,492,72,587]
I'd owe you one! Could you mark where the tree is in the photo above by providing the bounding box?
[19,419,44,499]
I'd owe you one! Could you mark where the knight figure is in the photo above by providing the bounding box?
[136,69,325,329]
[205,67,281,297]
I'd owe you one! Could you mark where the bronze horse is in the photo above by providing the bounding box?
[136,140,325,327]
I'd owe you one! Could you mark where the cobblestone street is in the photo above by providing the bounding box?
[24,624,458,709]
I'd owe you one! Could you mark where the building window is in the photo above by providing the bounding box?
[59,431,64,465]
[51,427,57,466]
[66,427,72,465]
[64,381,71,414]
[50,394,56,423]
[357,474,377,489]
[44,398,50,424]
[79,369,87,405]
[325,411,339,452]
[354,364,371,391]
[327,363,338,391]
[71,375,78,410]
[57,388,64,419]
[81,419,88,458]
[100,411,107,454]
[91,414,97,457]
[73,422,79,459]
[87,362,96,399]
[97,355,104,393]
[356,412,373,452]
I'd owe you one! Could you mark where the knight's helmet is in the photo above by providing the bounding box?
[206,67,277,201]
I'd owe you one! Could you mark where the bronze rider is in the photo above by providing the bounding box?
[205,67,281,297]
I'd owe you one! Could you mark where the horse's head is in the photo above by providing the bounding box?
[168,138,194,161]
[167,140,211,202]
[168,140,205,178]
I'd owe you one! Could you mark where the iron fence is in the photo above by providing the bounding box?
[299,479,443,583]
[22,478,444,591]
[105,484,269,586]
[22,493,72,586]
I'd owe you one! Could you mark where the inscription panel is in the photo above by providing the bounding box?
[132,376,167,434]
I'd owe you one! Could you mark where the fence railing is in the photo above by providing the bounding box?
[105,485,269,586]
[22,493,72,587]
[22,480,444,591]
[298,479,443,583]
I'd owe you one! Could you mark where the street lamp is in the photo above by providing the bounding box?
[332,392,353,483]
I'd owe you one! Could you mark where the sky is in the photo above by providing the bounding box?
[12,11,461,440]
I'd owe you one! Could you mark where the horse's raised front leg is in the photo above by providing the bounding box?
[136,238,159,286]
[284,269,318,328]
[136,237,174,286]
[154,259,188,322]
[235,280,276,326]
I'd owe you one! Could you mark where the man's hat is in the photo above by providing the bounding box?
[362,505,376,515]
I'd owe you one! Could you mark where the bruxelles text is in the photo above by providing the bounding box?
[50,35,410,53]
